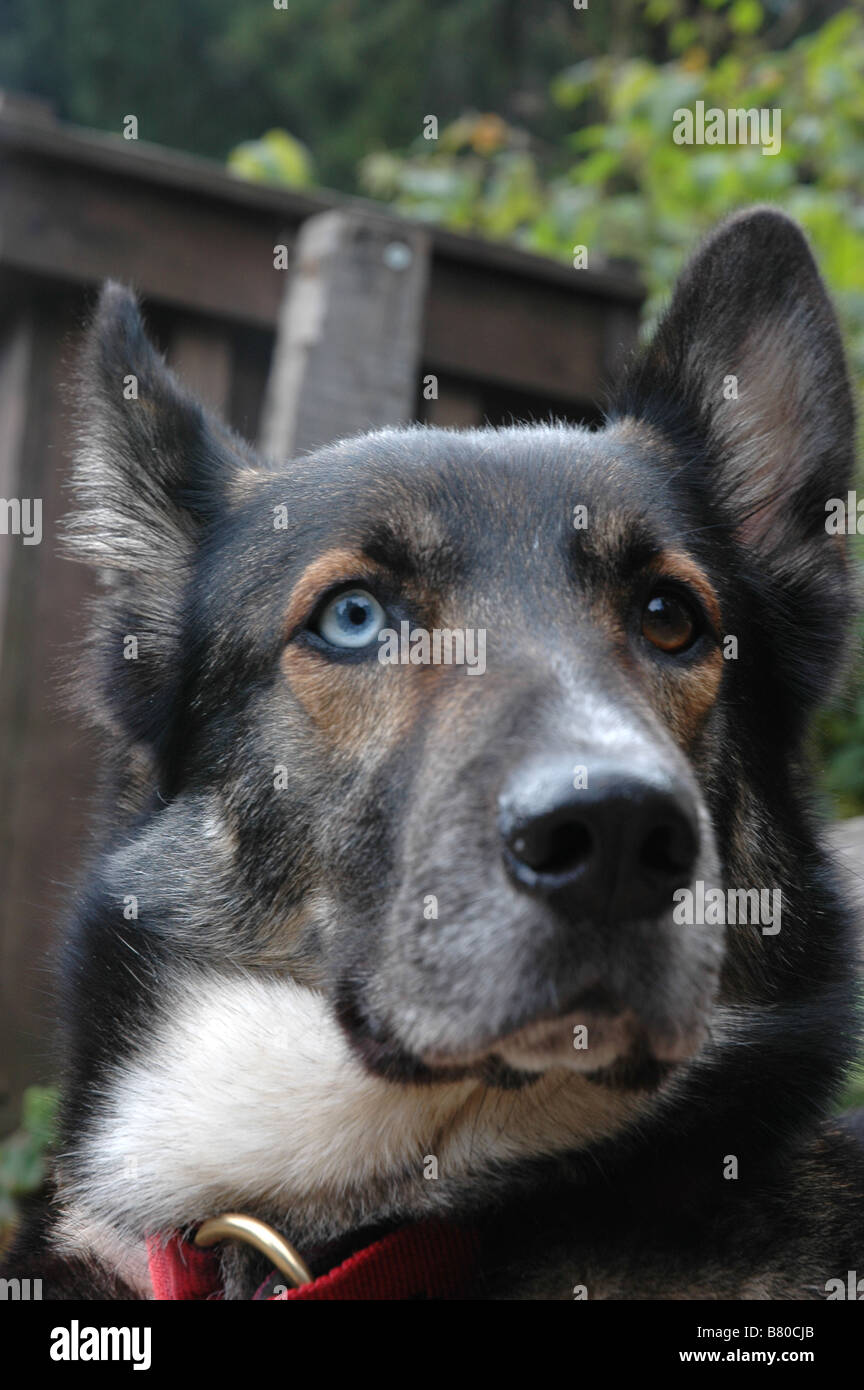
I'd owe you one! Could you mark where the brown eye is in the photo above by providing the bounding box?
[641,593,698,654]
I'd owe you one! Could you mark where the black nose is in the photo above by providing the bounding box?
[499,759,699,919]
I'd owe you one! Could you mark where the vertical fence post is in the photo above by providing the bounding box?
[260,210,430,459]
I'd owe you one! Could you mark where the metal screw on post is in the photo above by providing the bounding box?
[382,240,413,271]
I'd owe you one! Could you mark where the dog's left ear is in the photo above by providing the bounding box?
[615,207,855,573]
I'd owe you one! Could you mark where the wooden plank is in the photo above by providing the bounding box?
[0,290,97,1132]
[169,319,233,416]
[229,325,273,446]
[0,91,336,227]
[424,256,637,402]
[260,211,430,458]
[0,97,643,306]
[0,152,288,328]
[423,380,485,428]
[0,147,635,402]
[1,140,633,404]
[0,103,643,357]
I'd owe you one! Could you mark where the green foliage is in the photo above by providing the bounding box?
[839,1038,864,1111]
[356,9,864,373]
[228,129,314,189]
[0,0,598,189]
[352,8,864,813]
[815,619,864,818]
[0,1085,58,1249]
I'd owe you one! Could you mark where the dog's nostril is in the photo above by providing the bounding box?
[639,821,697,879]
[512,820,592,876]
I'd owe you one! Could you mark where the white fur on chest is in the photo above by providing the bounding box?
[63,972,646,1247]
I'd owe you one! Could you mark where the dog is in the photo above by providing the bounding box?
[5,206,864,1299]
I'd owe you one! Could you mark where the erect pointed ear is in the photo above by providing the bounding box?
[65,283,257,751]
[68,281,253,572]
[613,208,856,573]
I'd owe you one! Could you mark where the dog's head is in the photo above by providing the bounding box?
[68,209,854,1105]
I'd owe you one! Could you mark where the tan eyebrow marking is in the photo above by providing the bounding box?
[283,548,385,638]
[651,549,722,632]
[636,550,725,750]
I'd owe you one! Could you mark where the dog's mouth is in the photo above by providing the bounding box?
[420,1004,707,1086]
[336,967,715,1093]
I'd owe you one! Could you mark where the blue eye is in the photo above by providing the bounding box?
[315,589,387,649]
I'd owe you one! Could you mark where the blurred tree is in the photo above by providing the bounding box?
[0,0,592,185]
[0,0,842,188]
[358,7,864,357]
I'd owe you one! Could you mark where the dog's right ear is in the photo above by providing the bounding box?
[66,283,257,751]
[611,210,857,711]
[614,208,856,568]
[67,282,251,574]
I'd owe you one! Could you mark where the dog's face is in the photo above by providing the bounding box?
[69,209,854,1116]
[231,428,726,1086]
[186,425,727,1090]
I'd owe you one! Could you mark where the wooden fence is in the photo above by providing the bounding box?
[0,91,644,1131]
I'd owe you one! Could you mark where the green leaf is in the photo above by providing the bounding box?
[20,1085,59,1148]
[729,0,763,36]
[228,129,315,189]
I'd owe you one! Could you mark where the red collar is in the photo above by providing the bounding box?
[147,1220,480,1301]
